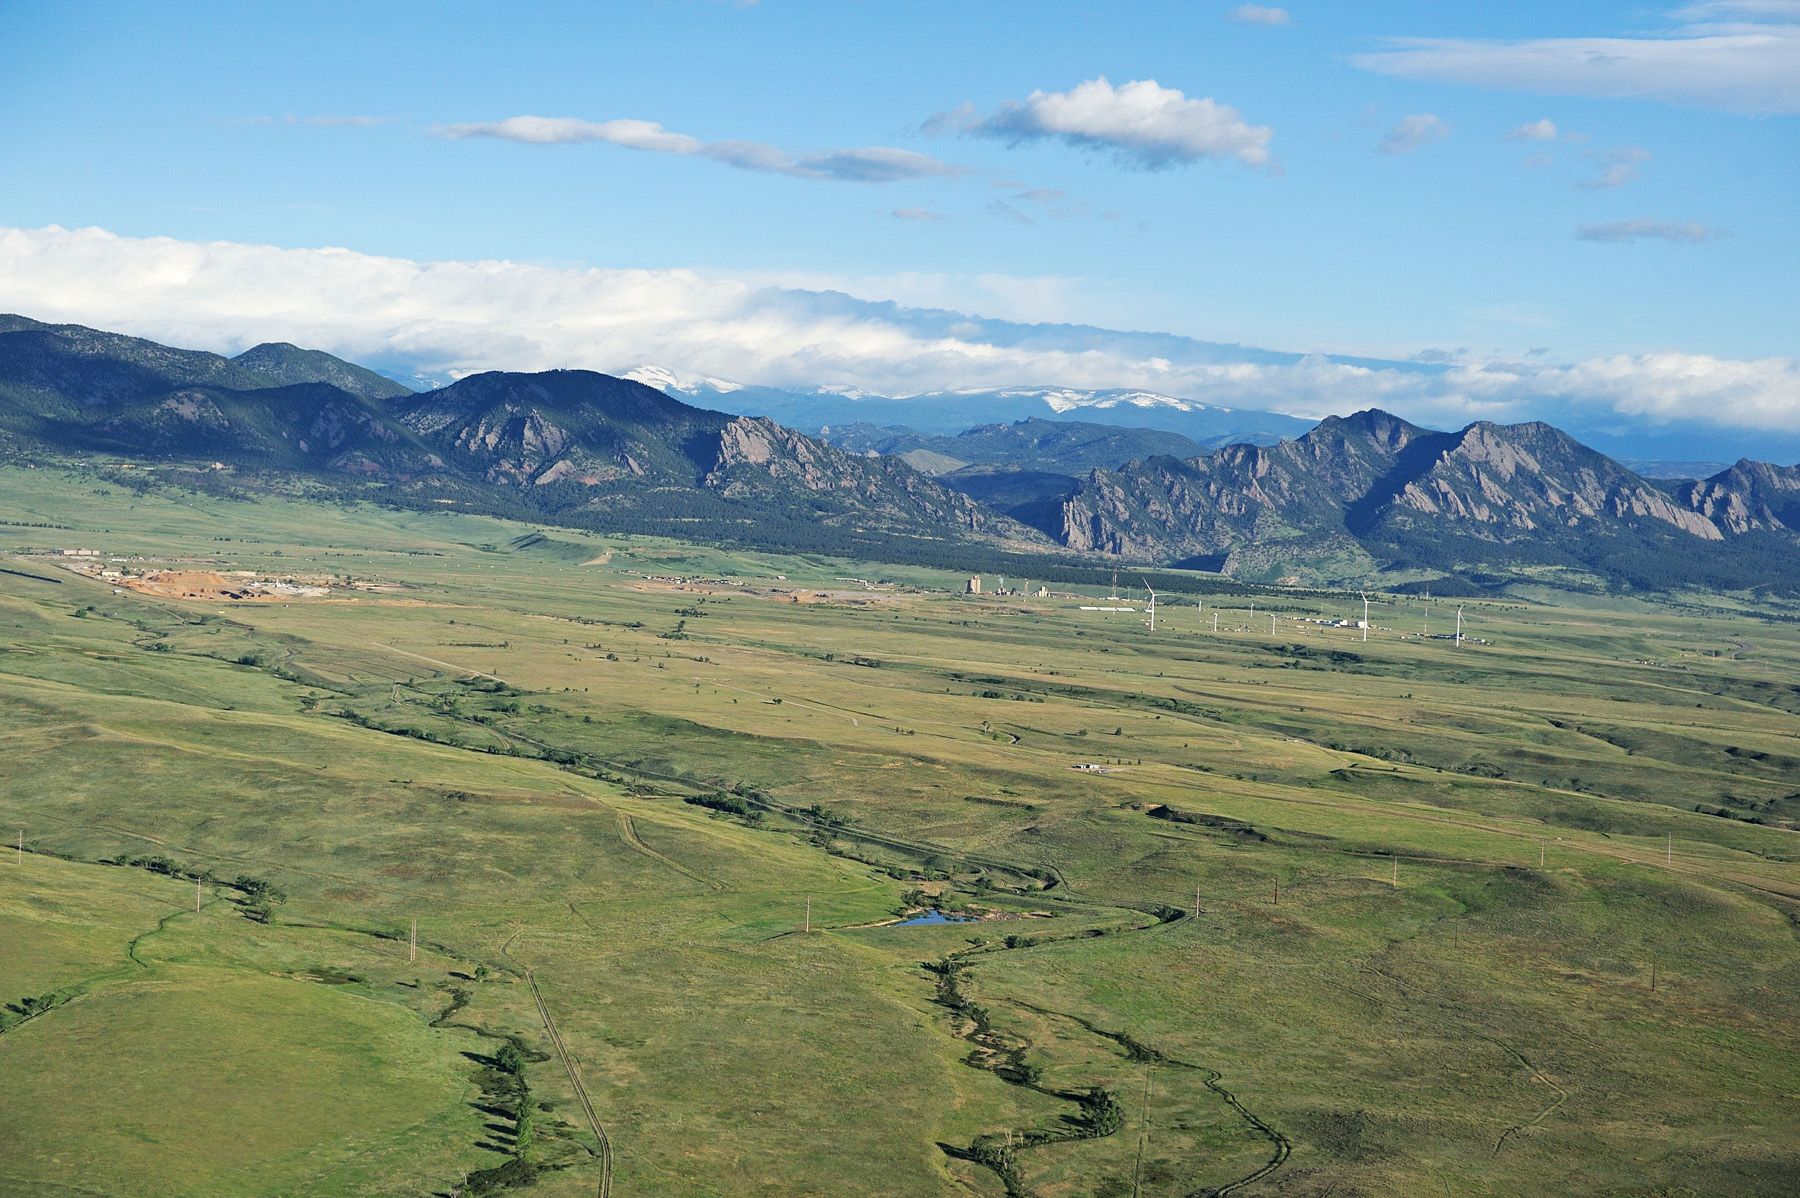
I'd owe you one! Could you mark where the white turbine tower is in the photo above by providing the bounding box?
[1142,579,1157,631]
[1455,606,1464,649]
[1359,590,1371,643]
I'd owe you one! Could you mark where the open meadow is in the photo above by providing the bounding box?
[1,464,1797,1197]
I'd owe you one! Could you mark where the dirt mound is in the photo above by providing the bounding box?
[131,570,252,600]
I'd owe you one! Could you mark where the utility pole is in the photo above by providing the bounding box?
[15,829,20,866]
[1272,879,1279,906]
[196,876,202,914]
[409,916,417,964]
[1271,613,1277,636]
[1666,833,1673,867]
[1194,888,1201,920]
[1650,954,1658,993]
[1392,855,1398,885]
[805,897,812,934]
[1540,842,1546,869]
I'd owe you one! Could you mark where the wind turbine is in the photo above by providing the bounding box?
[1455,606,1464,649]
[1142,579,1157,631]
[1359,590,1371,642]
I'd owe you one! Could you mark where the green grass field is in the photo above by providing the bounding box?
[1,464,1796,1196]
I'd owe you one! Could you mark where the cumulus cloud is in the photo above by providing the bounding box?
[1576,217,1719,242]
[1228,5,1291,25]
[1351,7,1800,114]
[434,115,962,182]
[927,77,1274,170]
[1505,118,1559,140]
[0,224,1793,435]
[1378,114,1449,154]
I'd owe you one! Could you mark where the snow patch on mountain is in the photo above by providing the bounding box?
[624,364,743,396]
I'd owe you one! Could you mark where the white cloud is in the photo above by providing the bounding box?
[929,77,1274,170]
[1576,217,1719,242]
[1578,144,1652,188]
[1452,351,1800,432]
[1505,118,1559,140]
[1378,113,1449,154]
[1675,1,1800,23]
[1351,8,1800,114]
[0,224,1794,434]
[434,115,963,182]
[890,207,945,222]
[1228,5,1291,25]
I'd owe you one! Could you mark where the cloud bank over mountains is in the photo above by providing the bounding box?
[0,224,1794,447]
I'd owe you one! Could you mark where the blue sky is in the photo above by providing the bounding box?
[1,0,1796,454]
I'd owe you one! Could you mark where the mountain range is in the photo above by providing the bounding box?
[0,315,1046,556]
[1053,409,1798,590]
[623,364,1316,444]
[1,314,1795,594]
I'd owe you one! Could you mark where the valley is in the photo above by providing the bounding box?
[2,465,1796,1196]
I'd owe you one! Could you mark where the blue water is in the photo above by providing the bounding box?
[894,909,976,926]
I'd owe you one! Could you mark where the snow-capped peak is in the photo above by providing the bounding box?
[624,364,744,396]
[976,386,1228,415]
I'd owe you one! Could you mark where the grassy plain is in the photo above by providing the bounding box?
[0,464,1796,1196]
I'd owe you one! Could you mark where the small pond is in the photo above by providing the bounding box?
[893,909,977,927]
